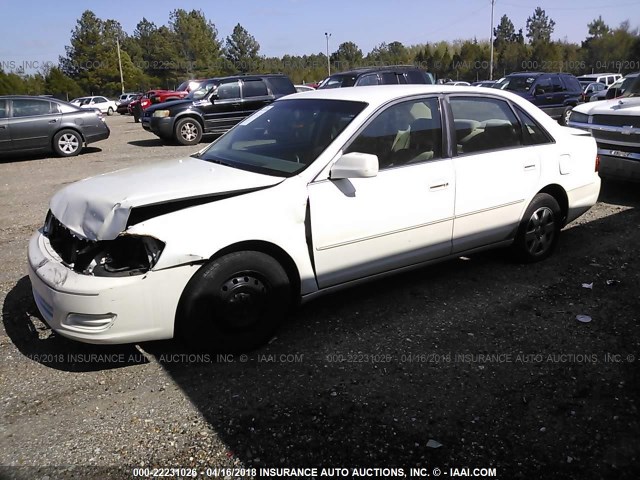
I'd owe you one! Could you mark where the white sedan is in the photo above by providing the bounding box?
[70,96,117,115]
[28,86,601,351]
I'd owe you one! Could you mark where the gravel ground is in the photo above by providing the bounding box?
[0,114,639,480]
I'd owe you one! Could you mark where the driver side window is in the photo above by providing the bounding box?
[345,98,442,170]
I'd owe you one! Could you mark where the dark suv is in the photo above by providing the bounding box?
[492,72,583,125]
[317,66,434,89]
[142,74,296,145]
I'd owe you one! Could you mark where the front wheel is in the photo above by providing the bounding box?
[107,107,114,116]
[52,129,82,157]
[176,251,291,352]
[174,117,203,145]
[512,193,561,262]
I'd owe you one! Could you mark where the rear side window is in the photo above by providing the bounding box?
[217,81,241,100]
[242,80,269,98]
[405,70,430,84]
[11,99,53,117]
[561,76,581,92]
[357,74,379,86]
[0,100,7,118]
[266,76,296,95]
[551,76,564,92]
[514,106,553,145]
[379,72,398,85]
[449,96,522,154]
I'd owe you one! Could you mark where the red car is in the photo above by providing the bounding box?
[128,90,162,123]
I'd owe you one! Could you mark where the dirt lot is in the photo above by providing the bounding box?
[0,114,639,479]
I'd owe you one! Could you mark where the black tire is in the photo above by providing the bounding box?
[559,106,573,126]
[107,107,114,116]
[176,251,291,352]
[52,129,82,157]
[512,193,561,263]
[174,117,203,145]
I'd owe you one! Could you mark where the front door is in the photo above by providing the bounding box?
[308,97,455,288]
[205,80,242,134]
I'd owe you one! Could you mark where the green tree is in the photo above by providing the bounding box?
[44,67,83,100]
[224,23,261,73]
[526,7,556,44]
[588,16,610,38]
[169,9,222,77]
[330,41,363,71]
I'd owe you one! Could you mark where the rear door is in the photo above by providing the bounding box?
[8,99,61,151]
[239,79,273,121]
[447,95,541,252]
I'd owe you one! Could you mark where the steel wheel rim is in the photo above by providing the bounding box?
[58,134,79,154]
[180,122,198,142]
[524,206,555,256]
[564,109,572,124]
[217,272,270,329]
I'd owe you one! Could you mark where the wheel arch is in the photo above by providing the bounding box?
[175,112,205,128]
[537,184,568,226]
[51,126,85,149]
[210,240,302,303]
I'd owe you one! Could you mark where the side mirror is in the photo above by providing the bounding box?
[330,152,379,179]
[534,86,545,95]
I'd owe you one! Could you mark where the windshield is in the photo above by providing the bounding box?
[196,99,367,177]
[493,76,536,93]
[621,75,640,97]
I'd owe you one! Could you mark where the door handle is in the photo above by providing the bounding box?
[429,182,449,191]
[49,119,57,123]
[0,125,5,129]
[524,164,537,170]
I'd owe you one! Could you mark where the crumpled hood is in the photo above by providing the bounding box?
[573,97,640,116]
[50,157,283,241]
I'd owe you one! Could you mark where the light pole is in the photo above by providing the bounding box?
[325,32,331,76]
[489,0,495,80]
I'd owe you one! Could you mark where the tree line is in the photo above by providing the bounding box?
[1,7,639,99]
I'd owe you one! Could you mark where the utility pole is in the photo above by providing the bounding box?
[325,32,332,76]
[489,0,495,80]
[116,36,125,94]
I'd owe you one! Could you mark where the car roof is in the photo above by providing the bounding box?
[328,65,424,76]
[283,84,532,108]
[0,95,65,101]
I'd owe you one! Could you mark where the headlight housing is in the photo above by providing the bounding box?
[44,212,165,277]
[569,111,589,124]
[153,110,171,118]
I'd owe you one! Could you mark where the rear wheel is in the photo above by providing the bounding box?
[107,107,114,116]
[174,117,203,145]
[52,129,82,157]
[512,193,561,262]
[559,106,573,126]
[177,251,291,352]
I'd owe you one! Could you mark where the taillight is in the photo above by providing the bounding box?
[595,154,600,172]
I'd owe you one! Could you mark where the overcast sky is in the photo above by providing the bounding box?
[1,0,638,66]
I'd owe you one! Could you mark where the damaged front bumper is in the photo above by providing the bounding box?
[27,231,198,344]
